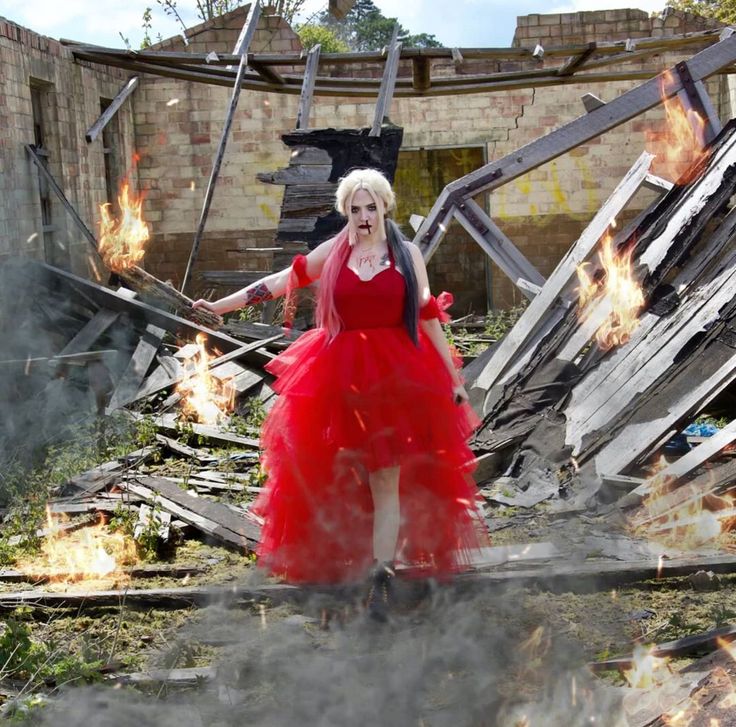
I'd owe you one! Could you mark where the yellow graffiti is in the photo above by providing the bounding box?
[259,203,278,223]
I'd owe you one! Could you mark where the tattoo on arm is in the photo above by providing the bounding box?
[243,281,273,306]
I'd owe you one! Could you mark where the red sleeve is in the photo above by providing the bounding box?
[283,255,313,329]
[419,291,453,322]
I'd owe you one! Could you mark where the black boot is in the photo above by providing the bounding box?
[365,561,395,623]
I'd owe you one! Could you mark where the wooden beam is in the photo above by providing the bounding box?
[85,76,139,143]
[58,308,119,356]
[472,151,654,396]
[180,2,262,295]
[454,198,545,295]
[674,60,723,146]
[557,42,597,76]
[412,32,736,257]
[370,26,402,136]
[24,144,100,258]
[296,44,321,130]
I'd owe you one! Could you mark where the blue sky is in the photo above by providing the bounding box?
[0,0,668,49]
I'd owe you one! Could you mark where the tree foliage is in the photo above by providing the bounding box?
[316,0,443,51]
[297,24,350,53]
[665,0,736,23]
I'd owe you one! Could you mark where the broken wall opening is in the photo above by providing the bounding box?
[394,145,489,313]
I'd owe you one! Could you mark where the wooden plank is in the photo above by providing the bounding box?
[144,412,261,449]
[257,164,332,185]
[127,475,261,547]
[370,27,401,136]
[0,583,304,611]
[472,151,654,396]
[85,76,139,143]
[130,337,276,403]
[198,271,269,287]
[287,146,332,165]
[36,261,272,368]
[453,553,736,593]
[296,44,321,130]
[106,323,166,413]
[58,308,119,356]
[589,624,736,673]
[453,202,544,299]
[657,419,736,481]
[557,42,596,76]
[180,2,262,294]
[411,32,736,258]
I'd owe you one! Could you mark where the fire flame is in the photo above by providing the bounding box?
[623,644,671,688]
[576,229,645,351]
[21,508,137,585]
[176,334,235,425]
[647,70,710,184]
[98,181,150,272]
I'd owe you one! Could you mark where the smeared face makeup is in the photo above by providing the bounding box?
[350,188,381,238]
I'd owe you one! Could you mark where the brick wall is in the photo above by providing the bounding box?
[0,17,136,277]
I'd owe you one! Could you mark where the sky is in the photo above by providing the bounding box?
[0,0,670,50]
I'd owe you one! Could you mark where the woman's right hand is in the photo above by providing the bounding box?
[192,298,219,314]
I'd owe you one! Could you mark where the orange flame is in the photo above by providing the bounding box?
[576,229,644,351]
[176,334,235,425]
[623,644,671,688]
[98,182,150,272]
[647,70,710,184]
[20,507,137,585]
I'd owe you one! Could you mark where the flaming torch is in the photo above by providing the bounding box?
[98,181,221,328]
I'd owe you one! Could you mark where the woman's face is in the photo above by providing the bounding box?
[350,188,382,239]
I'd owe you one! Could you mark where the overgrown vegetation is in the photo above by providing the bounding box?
[666,0,736,24]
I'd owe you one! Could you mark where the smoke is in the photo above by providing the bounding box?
[19,580,626,727]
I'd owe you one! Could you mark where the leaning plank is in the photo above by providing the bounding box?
[106,323,166,413]
[60,445,158,498]
[154,434,218,463]
[370,27,401,136]
[296,44,320,130]
[37,261,272,368]
[58,308,119,356]
[24,145,101,260]
[86,76,139,142]
[0,583,304,611]
[125,475,261,548]
[655,419,736,481]
[589,624,736,673]
[472,151,654,394]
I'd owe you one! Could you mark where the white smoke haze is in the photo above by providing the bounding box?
[14,582,627,726]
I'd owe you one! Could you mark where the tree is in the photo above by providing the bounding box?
[297,24,350,53]
[665,0,736,23]
[317,0,442,51]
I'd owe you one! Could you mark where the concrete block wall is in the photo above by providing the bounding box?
[0,17,136,277]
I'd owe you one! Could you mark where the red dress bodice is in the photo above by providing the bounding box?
[334,253,405,331]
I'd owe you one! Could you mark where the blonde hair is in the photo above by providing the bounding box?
[335,168,396,217]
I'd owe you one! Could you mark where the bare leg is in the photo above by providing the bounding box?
[368,465,401,563]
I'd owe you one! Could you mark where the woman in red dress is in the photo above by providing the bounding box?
[194,169,488,620]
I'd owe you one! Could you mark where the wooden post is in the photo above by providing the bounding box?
[180,3,262,295]
[296,45,321,130]
[370,26,401,136]
[86,76,139,143]
[674,60,723,147]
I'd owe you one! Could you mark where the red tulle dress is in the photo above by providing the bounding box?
[252,253,489,584]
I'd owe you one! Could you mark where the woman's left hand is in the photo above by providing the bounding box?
[452,383,469,405]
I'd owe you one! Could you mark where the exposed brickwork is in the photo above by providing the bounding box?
[0,16,136,276]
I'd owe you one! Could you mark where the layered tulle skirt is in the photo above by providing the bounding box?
[252,325,488,584]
